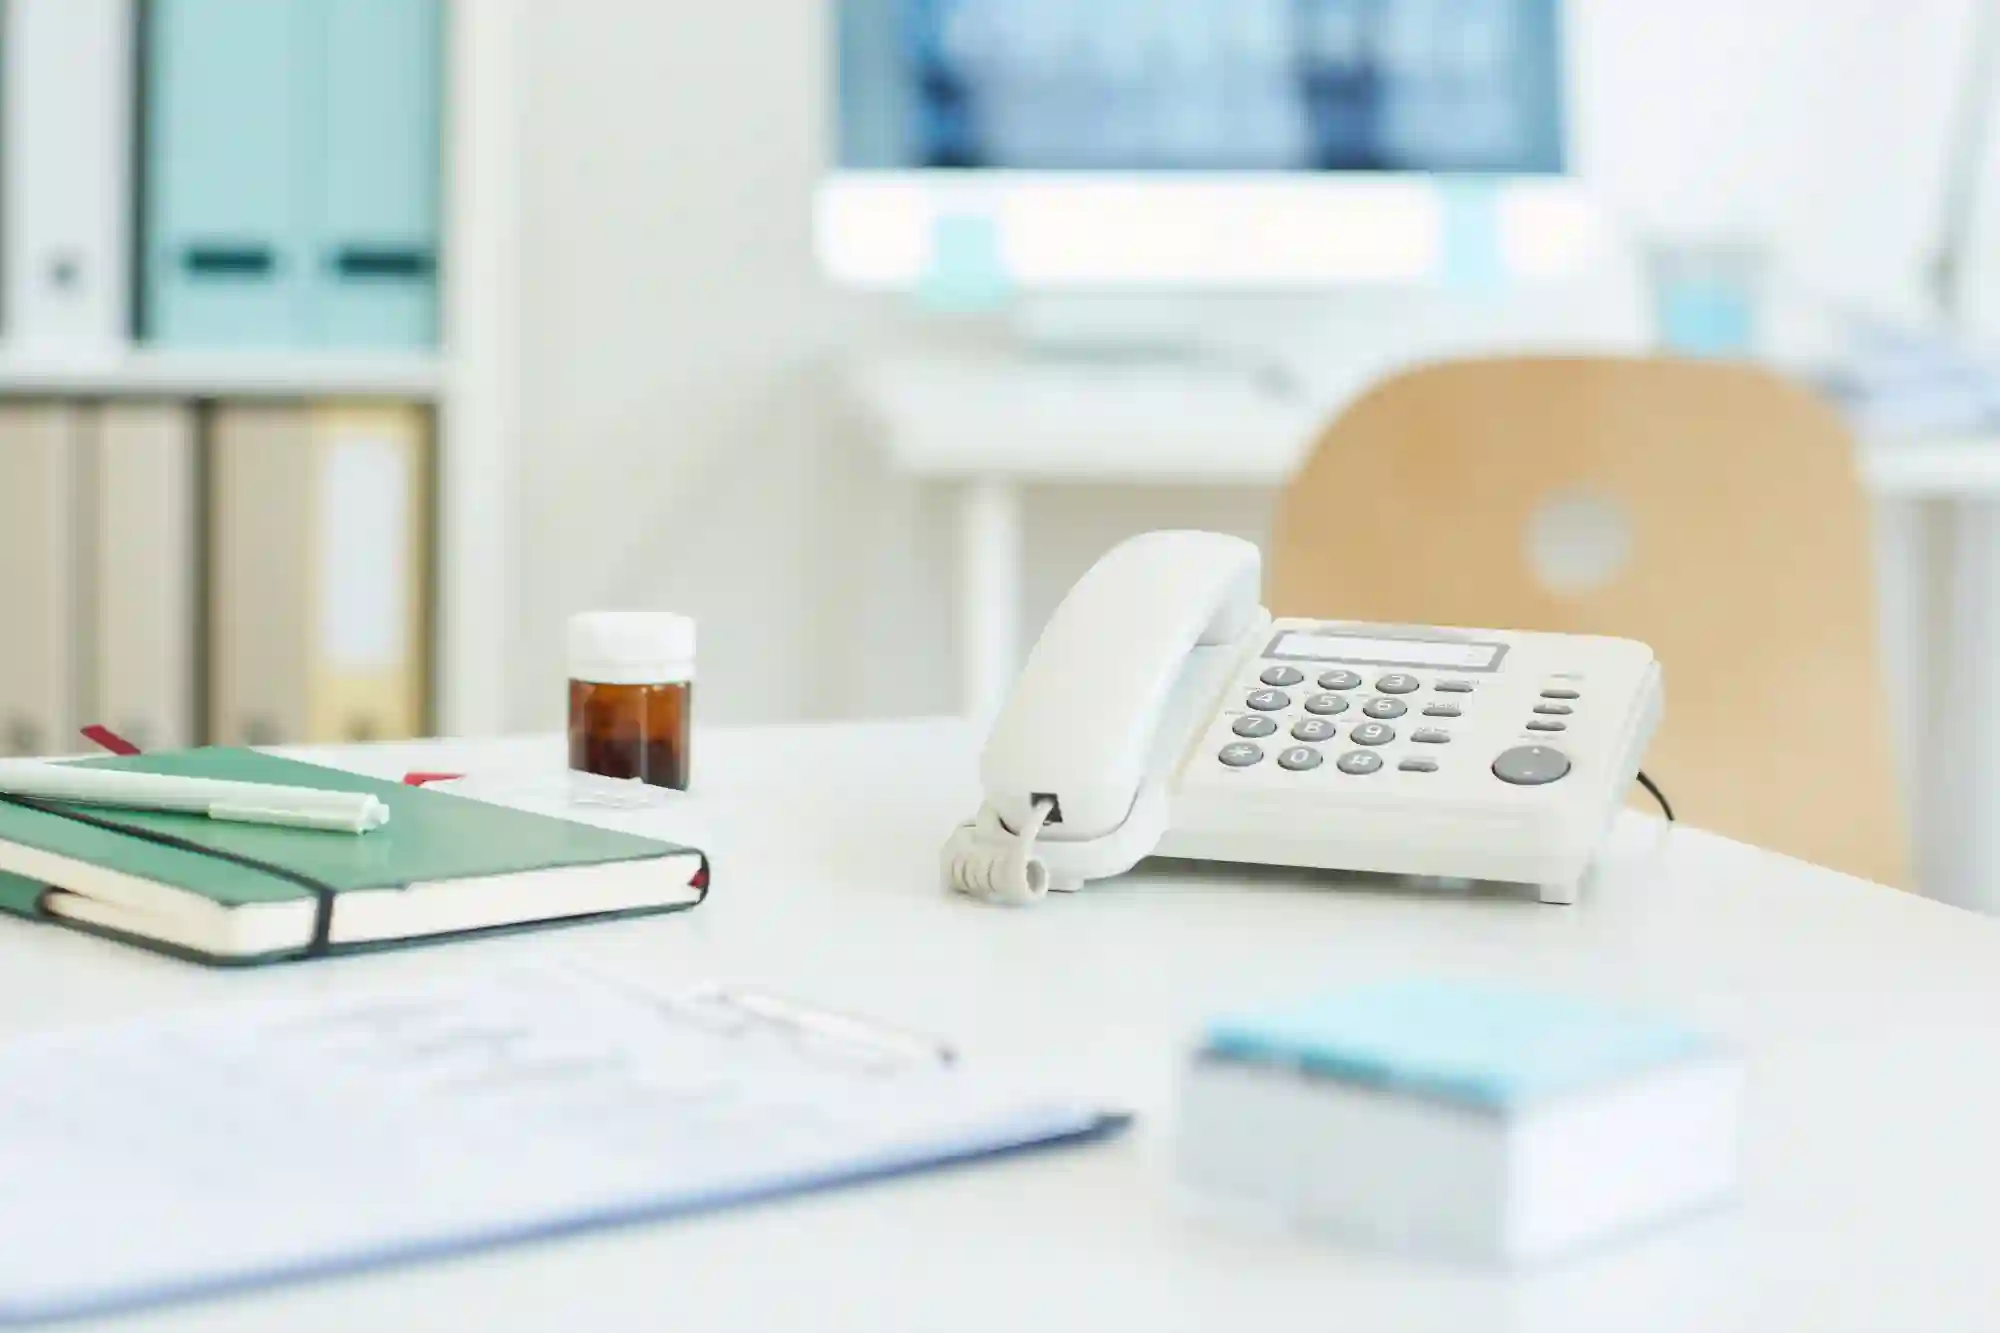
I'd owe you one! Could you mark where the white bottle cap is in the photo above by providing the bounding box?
[567,612,696,685]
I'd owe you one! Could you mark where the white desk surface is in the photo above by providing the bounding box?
[6,720,2000,1332]
[849,353,2000,496]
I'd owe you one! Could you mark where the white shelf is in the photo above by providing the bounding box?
[0,0,520,740]
[0,348,445,398]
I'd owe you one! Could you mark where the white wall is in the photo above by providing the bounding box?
[1575,1,1970,314]
[513,0,904,727]
[513,0,1986,729]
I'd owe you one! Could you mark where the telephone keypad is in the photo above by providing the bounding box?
[1278,746,1324,772]
[1239,645,1600,785]
[1178,619,1654,895]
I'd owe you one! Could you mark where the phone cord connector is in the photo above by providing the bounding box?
[943,797,1056,906]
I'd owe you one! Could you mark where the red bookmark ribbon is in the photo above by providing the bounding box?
[80,725,143,756]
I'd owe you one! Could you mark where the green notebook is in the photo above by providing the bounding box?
[0,749,708,964]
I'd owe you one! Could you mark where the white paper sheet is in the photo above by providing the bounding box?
[0,969,1112,1324]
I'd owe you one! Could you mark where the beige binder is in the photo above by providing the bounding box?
[209,402,430,746]
[0,403,82,756]
[209,404,313,747]
[84,401,197,751]
[304,402,430,742]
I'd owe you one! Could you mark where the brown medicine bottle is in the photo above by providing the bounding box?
[567,612,695,790]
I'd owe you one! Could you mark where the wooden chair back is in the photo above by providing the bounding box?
[1268,356,1907,886]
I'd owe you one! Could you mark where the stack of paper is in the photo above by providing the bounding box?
[1176,980,1740,1261]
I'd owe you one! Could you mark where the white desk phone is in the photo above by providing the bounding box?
[943,530,1664,907]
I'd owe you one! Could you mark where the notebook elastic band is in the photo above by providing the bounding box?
[0,794,341,956]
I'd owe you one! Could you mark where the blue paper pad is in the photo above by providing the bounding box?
[1204,979,1717,1111]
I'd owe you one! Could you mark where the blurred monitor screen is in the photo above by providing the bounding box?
[820,0,1593,290]
[835,0,1565,173]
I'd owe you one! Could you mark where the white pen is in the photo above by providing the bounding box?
[0,761,391,834]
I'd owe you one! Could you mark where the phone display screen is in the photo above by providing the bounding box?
[1270,632,1505,671]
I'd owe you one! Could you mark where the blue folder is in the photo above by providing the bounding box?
[306,0,443,348]
[142,0,310,346]
[142,0,442,350]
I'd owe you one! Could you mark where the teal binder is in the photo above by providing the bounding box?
[306,0,443,348]
[142,0,310,346]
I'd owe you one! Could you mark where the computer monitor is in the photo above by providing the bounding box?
[818,0,1601,291]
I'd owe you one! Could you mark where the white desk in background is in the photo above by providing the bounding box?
[4,719,2000,1331]
[847,353,2000,912]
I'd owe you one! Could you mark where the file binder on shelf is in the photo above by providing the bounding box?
[141,0,309,346]
[208,404,313,745]
[84,403,198,753]
[306,402,431,740]
[141,0,445,350]
[2,0,136,347]
[0,406,83,757]
[310,0,444,348]
[210,402,431,747]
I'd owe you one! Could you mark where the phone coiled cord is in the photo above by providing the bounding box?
[943,797,1057,906]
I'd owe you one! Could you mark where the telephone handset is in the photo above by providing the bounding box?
[944,530,1663,906]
